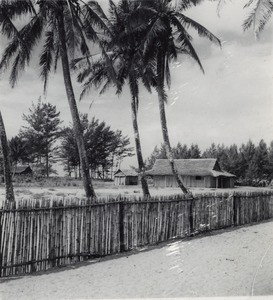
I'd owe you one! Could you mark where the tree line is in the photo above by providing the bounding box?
[3,99,133,180]
[146,140,273,186]
[0,0,271,201]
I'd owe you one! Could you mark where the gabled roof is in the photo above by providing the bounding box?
[146,159,235,178]
[14,165,32,174]
[114,169,138,177]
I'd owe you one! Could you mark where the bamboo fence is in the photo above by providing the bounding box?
[1,191,273,277]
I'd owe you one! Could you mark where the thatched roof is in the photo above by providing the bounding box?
[114,169,138,177]
[14,165,32,174]
[146,159,235,178]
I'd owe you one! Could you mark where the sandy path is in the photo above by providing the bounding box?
[0,221,273,299]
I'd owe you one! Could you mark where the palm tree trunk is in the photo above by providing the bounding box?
[57,12,95,199]
[0,111,15,202]
[156,52,189,195]
[130,94,150,197]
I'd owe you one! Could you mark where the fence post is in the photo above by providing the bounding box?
[119,200,125,252]
[233,193,237,226]
[189,198,195,236]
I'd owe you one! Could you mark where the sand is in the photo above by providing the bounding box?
[0,220,272,299]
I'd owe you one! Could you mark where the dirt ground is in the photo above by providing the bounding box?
[0,220,272,299]
[0,183,271,203]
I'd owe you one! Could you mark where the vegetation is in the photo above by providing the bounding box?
[212,0,273,37]
[0,0,271,200]
[0,0,116,198]
[74,0,155,197]
[4,105,133,180]
[19,99,62,178]
[59,114,133,179]
[146,139,273,186]
[75,0,221,196]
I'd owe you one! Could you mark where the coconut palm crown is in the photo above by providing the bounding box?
[0,0,116,198]
[243,0,273,37]
[131,0,221,194]
[73,0,157,197]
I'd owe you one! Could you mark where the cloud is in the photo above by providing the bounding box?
[0,0,272,170]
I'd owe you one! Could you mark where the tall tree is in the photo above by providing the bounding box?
[188,144,201,158]
[224,144,241,177]
[20,99,62,177]
[0,111,15,202]
[239,139,256,182]
[136,0,221,195]
[60,115,134,179]
[252,139,269,180]
[145,144,167,169]
[267,140,273,181]
[202,143,218,158]
[74,0,155,197]
[0,0,114,198]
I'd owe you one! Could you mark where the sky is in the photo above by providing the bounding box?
[0,0,272,173]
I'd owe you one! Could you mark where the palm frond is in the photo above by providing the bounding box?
[9,53,21,87]
[39,29,55,93]
[143,18,168,59]
[243,0,273,37]
[0,0,35,19]
[99,78,111,95]
[172,16,204,72]
[0,38,20,72]
[19,14,44,63]
[174,12,221,46]
[244,0,256,8]
[177,0,204,11]
[53,44,60,72]
[0,11,20,39]
[81,1,112,34]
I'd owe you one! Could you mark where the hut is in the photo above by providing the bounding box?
[146,158,235,188]
[114,169,138,186]
[14,165,33,176]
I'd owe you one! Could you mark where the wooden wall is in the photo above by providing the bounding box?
[154,175,234,188]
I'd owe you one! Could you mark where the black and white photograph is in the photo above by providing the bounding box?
[0,0,272,298]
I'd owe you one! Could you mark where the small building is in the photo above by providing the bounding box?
[114,169,138,186]
[146,159,235,188]
[14,165,33,176]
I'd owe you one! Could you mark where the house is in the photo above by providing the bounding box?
[114,169,138,186]
[14,165,33,176]
[146,158,236,188]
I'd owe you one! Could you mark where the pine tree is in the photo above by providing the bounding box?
[20,99,62,177]
[188,144,201,159]
[252,139,269,180]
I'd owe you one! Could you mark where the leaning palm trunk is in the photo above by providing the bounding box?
[57,12,96,199]
[131,95,150,198]
[0,111,15,202]
[156,52,189,195]
[157,90,189,195]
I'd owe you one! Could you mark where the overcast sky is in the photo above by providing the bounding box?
[0,0,272,172]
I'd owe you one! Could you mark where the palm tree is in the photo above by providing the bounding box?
[74,0,154,197]
[243,0,273,37]
[0,0,114,198]
[211,0,272,37]
[0,111,15,202]
[133,0,221,194]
